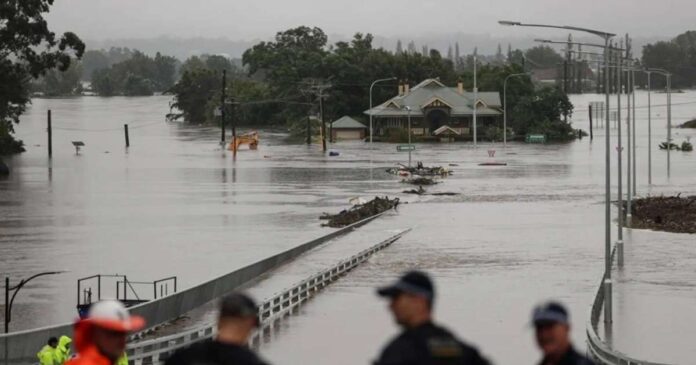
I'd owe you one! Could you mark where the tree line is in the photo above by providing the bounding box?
[641,30,696,89]
[169,26,574,141]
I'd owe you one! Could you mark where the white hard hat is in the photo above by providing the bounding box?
[85,300,145,332]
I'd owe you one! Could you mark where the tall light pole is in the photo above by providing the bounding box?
[646,71,653,185]
[626,67,633,226]
[503,72,531,147]
[404,106,412,167]
[647,68,672,178]
[369,77,397,143]
[500,20,615,325]
[5,272,64,333]
[632,68,637,195]
[473,53,478,146]
[615,43,624,267]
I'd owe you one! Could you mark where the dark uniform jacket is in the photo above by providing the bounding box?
[538,346,595,365]
[164,340,269,365]
[375,322,490,365]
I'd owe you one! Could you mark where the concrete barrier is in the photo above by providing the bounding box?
[585,247,672,365]
[0,212,390,364]
[126,229,411,364]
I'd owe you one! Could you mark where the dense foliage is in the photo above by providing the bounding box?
[169,26,574,141]
[642,31,696,88]
[91,51,178,96]
[31,59,83,97]
[0,0,85,155]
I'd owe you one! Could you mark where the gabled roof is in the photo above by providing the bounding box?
[331,116,367,129]
[433,125,460,136]
[365,78,502,117]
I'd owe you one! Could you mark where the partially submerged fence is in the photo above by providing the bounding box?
[126,229,411,365]
[585,247,671,365]
[0,212,392,364]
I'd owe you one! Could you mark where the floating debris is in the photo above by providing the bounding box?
[320,196,399,228]
[402,176,439,185]
[628,195,696,234]
[402,186,459,196]
[479,162,507,166]
[386,162,452,177]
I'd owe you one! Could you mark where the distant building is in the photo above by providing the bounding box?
[330,116,367,140]
[364,79,502,138]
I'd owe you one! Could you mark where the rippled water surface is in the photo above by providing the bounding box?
[1,93,695,363]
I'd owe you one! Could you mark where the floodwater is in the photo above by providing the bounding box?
[1,92,695,364]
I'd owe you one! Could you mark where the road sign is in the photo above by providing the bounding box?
[397,144,416,152]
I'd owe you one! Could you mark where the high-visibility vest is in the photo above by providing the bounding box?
[37,345,55,365]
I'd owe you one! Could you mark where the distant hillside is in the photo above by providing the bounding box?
[85,33,669,61]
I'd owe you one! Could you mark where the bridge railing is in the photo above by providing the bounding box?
[126,229,410,365]
[585,247,671,365]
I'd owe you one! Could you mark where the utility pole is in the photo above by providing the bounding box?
[616,43,624,267]
[47,110,52,158]
[300,80,331,152]
[221,70,226,144]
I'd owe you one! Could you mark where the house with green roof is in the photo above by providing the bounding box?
[364,78,502,138]
[329,116,367,140]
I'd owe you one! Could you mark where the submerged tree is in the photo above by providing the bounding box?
[0,0,85,155]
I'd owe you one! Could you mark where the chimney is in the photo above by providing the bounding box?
[457,80,464,95]
[398,81,404,96]
[404,81,410,94]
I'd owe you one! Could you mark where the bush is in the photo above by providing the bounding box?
[0,121,25,155]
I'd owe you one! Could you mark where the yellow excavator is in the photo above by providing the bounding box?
[228,131,259,152]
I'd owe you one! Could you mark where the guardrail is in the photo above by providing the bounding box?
[126,229,411,365]
[585,248,671,365]
[1,211,393,364]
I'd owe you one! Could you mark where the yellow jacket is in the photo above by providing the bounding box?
[117,352,128,365]
[54,336,73,365]
[37,345,55,365]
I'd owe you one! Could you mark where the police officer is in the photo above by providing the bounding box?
[532,301,594,365]
[165,293,269,365]
[374,270,490,365]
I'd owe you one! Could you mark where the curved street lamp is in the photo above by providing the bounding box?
[503,72,531,147]
[5,271,64,333]
[500,19,616,325]
[369,77,397,143]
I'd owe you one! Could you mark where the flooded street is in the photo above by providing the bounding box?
[1,93,695,363]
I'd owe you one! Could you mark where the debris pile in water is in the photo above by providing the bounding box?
[629,195,696,234]
[320,196,399,227]
[386,162,452,177]
[402,176,438,185]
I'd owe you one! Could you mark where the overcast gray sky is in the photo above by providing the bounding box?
[48,0,694,41]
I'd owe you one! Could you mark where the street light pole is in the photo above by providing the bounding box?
[615,45,624,267]
[632,68,637,196]
[503,73,531,147]
[473,54,478,147]
[646,68,672,179]
[5,272,63,333]
[502,20,615,324]
[626,68,633,226]
[405,106,412,167]
[369,77,397,144]
[647,71,652,185]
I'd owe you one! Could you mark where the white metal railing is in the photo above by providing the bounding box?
[585,247,671,365]
[126,229,410,364]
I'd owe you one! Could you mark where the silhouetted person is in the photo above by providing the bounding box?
[532,301,594,365]
[165,293,269,365]
[374,270,490,365]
